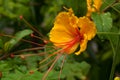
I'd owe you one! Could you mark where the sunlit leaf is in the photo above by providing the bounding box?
[92,12,112,32]
[3,29,33,53]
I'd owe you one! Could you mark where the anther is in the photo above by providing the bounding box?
[19,15,23,20]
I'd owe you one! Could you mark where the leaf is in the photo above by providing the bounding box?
[92,12,112,39]
[25,55,41,70]
[63,0,87,16]
[1,70,24,80]
[92,12,112,32]
[0,61,12,71]
[62,61,91,80]
[24,71,43,80]
[3,29,33,53]
[100,0,115,11]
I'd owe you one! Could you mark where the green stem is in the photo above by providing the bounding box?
[97,32,120,35]
[108,36,120,80]
[109,39,116,80]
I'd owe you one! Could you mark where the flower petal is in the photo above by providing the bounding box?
[75,35,88,55]
[50,9,78,44]
[64,42,79,54]
[78,16,96,40]
[86,0,102,16]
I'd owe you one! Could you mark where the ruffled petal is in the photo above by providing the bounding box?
[75,35,88,55]
[78,16,96,40]
[64,42,79,54]
[86,0,102,16]
[50,9,78,45]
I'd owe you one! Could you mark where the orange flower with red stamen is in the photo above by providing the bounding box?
[49,8,96,55]
[86,0,102,17]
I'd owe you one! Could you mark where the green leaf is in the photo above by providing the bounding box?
[92,12,112,32]
[1,70,24,80]
[3,29,33,53]
[24,71,43,80]
[63,0,87,16]
[0,61,12,72]
[100,0,115,11]
[62,61,91,80]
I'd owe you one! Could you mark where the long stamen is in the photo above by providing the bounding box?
[30,33,49,44]
[42,53,62,80]
[21,39,44,46]
[31,33,44,41]
[39,56,56,69]
[0,33,44,46]
[58,54,67,80]
[20,16,44,38]
[39,49,62,64]
[12,47,45,54]
[16,52,45,57]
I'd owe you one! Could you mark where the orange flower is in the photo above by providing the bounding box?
[86,0,102,17]
[49,8,96,55]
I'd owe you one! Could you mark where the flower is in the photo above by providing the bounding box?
[49,8,96,55]
[86,0,102,17]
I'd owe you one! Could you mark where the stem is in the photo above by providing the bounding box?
[109,36,120,80]
[109,39,116,80]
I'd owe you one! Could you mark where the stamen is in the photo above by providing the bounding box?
[42,53,62,80]
[12,47,45,54]
[30,33,49,43]
[20,16,44,38]
[0,33,44,46]
[39,56,56,69]
[21,39,44,46]
[58,54,67,80]
[39,49,62,64]
[16,52,45,58]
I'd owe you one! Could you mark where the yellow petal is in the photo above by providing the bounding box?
[64,42,79,54]
[94,0,102,11]
[86,0,102,16]
[75,34,88,55]
[78,16,96,40]
[50,9,78,45]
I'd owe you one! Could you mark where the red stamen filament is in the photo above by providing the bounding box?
[21,17,44,38]
[12,47,44,54]
[30,33,49,44]
[39,49,63,64]
[63,29,84,52]
[39,56,56,69]
[0,34,44,46]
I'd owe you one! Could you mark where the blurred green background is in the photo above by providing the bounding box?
[0,0,120,80]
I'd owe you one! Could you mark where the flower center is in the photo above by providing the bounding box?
[63,28,84,53]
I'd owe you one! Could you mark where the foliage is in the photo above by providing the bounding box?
[0,0,120,80]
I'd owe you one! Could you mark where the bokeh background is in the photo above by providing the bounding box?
[0,0,120,80]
